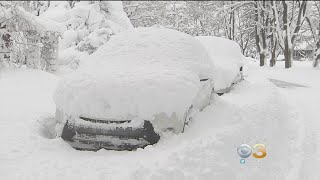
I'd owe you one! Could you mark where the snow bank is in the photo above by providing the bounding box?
[57,47,88,68]
[40,1,133,69]
[54,27,214,122]
[195,36,244,91]
[1,58,318,180]
[0,69,57,120]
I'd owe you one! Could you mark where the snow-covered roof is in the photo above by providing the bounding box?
[54,27,214,121]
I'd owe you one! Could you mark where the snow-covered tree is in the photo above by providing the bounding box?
[1,1,133,71]
[253,1,271,66]
[305,1,320,68]
[44,1,133,69]
[272,0,307,68]
[123,1,316,68]
[0,2,62,72]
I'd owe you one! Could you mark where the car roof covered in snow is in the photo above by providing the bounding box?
[195,36,244,68]
[195,36,245,91]
[54,27,214,122]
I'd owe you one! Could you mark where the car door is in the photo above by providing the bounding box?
[192,78,213,111]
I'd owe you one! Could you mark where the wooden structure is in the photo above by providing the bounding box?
[293,35,315,60]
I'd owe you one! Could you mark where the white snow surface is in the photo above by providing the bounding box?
[54,27,214,121]
[195,36,245,91]
[1,60,320,179]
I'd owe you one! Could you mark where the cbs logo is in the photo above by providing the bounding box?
[237,144,267,159]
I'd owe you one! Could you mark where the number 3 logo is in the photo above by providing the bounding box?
[252,144,267,158]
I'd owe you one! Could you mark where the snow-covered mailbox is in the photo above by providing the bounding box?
[1,6,64,72]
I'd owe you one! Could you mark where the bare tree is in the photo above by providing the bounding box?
[270,0,281,67]
[275,0,307,68]
[123,1,317,69]
[254,1,271,66]
[305,1,320,67]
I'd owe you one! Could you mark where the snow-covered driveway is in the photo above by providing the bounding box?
[0,61,319,179]
[258,61,320,180]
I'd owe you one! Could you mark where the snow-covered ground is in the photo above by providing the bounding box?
[0,60,319,179]
[247,60,320,180]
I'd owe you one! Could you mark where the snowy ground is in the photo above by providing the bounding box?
[0,60,319,180]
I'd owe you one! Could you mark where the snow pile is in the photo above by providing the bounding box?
[40,1,133,69]
[0,69,57,121]
[195,36,244,91]
[54,27,214,123]
[2,58,320,179]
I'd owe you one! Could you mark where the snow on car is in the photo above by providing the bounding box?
[195,36,245,95]
[54,27,215,150]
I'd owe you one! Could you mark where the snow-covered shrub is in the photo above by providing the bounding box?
[76,28,112,54]
[40,1,133,70]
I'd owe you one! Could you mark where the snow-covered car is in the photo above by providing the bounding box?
[195,36,245,95]
[54,27,215,151]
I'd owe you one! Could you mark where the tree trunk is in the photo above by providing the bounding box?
[229,1,235,40]
[270,34,277,67]
[255,1,267,66]
[313,41,320,68]
[260,1,268,67]
[291,1,307,45]
[282,0,306,68]
[231,10,235,40]
[315,22,320,68]
[284,36,292,68]
[254,2,265,66]
[282,0,292,68]
[270,1,278,67]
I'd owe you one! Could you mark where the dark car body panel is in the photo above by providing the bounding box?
[61,118,160,151]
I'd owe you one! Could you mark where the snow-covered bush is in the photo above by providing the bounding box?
[40,1,133,70]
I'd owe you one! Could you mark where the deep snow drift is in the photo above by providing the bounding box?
[54,27,214,122]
